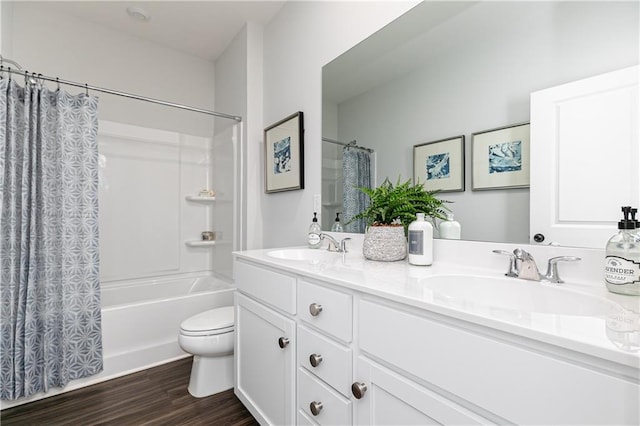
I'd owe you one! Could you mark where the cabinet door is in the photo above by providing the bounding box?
[235,293,296,425]
[530,66,639,248]
[353,357,489,426]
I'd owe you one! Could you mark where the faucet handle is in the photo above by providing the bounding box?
[492,250,519,277]
[544,256,581,284]
[339,237,351,253]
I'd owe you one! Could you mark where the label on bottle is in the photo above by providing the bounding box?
[408,230,423,255]
[604,256,640,285]
[308,233,321,246]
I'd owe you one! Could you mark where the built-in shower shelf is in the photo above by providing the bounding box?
[185,240,216,247]
[185,195,216,202]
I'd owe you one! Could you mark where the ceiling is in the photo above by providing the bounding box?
[30,1,287,62]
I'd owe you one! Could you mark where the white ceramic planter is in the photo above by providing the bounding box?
[363,225,407,261]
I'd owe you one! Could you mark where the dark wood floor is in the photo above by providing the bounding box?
[1,357,259,426]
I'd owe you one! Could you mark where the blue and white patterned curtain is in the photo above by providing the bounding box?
[343,146,372,233]
[0,77,103,400]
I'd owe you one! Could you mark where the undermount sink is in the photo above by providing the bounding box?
[421,274,615,317]
[267,248,341,262]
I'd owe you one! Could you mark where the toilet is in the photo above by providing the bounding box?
[178,306,235,398]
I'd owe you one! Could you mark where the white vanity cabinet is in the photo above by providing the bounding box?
[356,298,639,425]
[234,260,297,425]
[234,256,640,425]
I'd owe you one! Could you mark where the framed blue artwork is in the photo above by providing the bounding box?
[413,135,465,193]
[264,111,304,193]
[471,122,530,190]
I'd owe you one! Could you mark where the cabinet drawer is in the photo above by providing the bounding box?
[298,325,352,397]
[297,280,352,342]
[359,299,640,425]
[234,259,296,314]
[298,367,351,426]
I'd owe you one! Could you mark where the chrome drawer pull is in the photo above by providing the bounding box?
[309,353,323,367]
[351,382,367,399]
[278,337,289,349]
[309,303,323,316]
[310,401,323,416]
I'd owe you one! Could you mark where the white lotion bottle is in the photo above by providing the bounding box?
[439,213,461,240]
[408,213,433,266]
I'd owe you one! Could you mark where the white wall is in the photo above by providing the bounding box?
[214,22,265,251]
[260,0,419,248]
[336,1,639,244]
[5,2,216,136]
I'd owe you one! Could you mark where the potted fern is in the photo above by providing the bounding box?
[348,177,449,261]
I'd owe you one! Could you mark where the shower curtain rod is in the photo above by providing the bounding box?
[322,136,373,153]
[0,57,242,122]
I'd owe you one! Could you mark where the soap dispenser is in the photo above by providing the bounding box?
[308,212,322,249]
[605,206,640,296]
[439,213,461,240]
[331,212,344,232]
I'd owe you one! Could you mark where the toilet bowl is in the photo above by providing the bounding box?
[178,306,234,398]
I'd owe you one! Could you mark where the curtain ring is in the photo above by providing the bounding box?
[56,77,60,91]
[85,83,89,96]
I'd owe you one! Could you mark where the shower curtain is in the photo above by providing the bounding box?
[0,78,103,400]
[342,146,371,233]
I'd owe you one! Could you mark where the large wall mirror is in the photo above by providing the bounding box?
[321,1,638,247]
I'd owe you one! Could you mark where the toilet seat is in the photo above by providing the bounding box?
[180,306,234,337]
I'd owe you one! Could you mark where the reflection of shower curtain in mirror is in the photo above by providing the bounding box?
[343,146,371,233]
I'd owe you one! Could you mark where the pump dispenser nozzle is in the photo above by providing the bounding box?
[619,206,636,230]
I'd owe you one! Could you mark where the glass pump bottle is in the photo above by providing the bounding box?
[605,206,640,296]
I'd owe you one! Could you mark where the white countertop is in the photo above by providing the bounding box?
[234,241,640,371]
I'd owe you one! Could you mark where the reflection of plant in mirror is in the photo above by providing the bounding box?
[348,177,450,235]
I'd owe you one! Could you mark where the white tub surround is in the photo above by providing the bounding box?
[233,238,639,425]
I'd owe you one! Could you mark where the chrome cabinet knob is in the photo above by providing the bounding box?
[309,353,323,367]
[309,401,323,416]
[278,337,289,349]
[351,382,367,399]
[309,303,323,316]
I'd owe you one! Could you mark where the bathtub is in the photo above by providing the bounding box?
[1,274,235,409]
[100,274,235,377]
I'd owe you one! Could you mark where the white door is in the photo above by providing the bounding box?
[352,357,488,425]
[530,66,639,248]
[235,293,296,426]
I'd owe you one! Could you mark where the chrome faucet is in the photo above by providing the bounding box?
[513,248,543,281]
[494,248,581,283]
[320,233,351,253]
